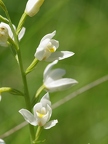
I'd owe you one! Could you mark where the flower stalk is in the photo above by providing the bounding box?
[17,50,35,142]
[34,126,42,143]
[16,12,27,35]
[26,58,39,75]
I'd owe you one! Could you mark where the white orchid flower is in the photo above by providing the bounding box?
[43,60,78,92]
[19,93,58,129]
[0,22,25,47]
[25,0,44,17]
[0,139,5,144]
[34,30,74,61]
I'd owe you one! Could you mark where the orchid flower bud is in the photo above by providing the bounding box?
[0,22,25,47]
[25,0,44,17]
[0,23,9,47]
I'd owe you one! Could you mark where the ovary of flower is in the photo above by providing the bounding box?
[0,22,25,46]
[19,93,58,129]
[25,0,44,17]
[43,60,78,92]
[0,23,9,47]
[34,30,75,62]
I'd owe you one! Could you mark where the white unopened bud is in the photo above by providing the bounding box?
[25,0,44,17]
[0,23,9,47]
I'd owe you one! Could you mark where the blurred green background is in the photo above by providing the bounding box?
[0,0,108,144]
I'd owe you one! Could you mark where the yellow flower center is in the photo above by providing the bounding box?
[46,42,56,53]
[37,112,45,118]
[36,107,46,118]
[48,47,56,52]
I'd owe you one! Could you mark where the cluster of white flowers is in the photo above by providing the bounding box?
[0,0,78,139]
[19,29,78,128]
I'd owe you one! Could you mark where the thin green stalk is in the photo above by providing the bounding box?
[35,85,45,98]
[17,50,35,142]
[1,2,35,142]
[16,12,27,35]
[6,9,35,142]
[34,126,43,144]
[26,58,39,75]
[32,84,45,107]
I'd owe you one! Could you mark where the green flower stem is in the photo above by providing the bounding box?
[17,50,35,142]
[0,15,9,23]
[34,126,43,144]
[35,84,45,98]
[32,84,45,107]
[0,1,35,143]
[16,12,27,35]
[25,58,39,75]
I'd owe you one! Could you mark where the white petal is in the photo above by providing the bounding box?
[18,27,26,40]
[44,60,58,80]
[50,39,59,49]
[36,105,52,126]
[45,78,78,92]
[46,51,74,62]
[1,22,16,39]
[19,109,37,126]
[35,39,51,60]
[0,139,5,144]
[33,103,43,114]
[40,93,51,106]
[58,51,74,60]
[44,68,66,84]
[41,31,56,42]
[35,47,46,61]
[46,104,52,121]
[44,120,58,129]
[25,0,44,17]
[26,0,36,11]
